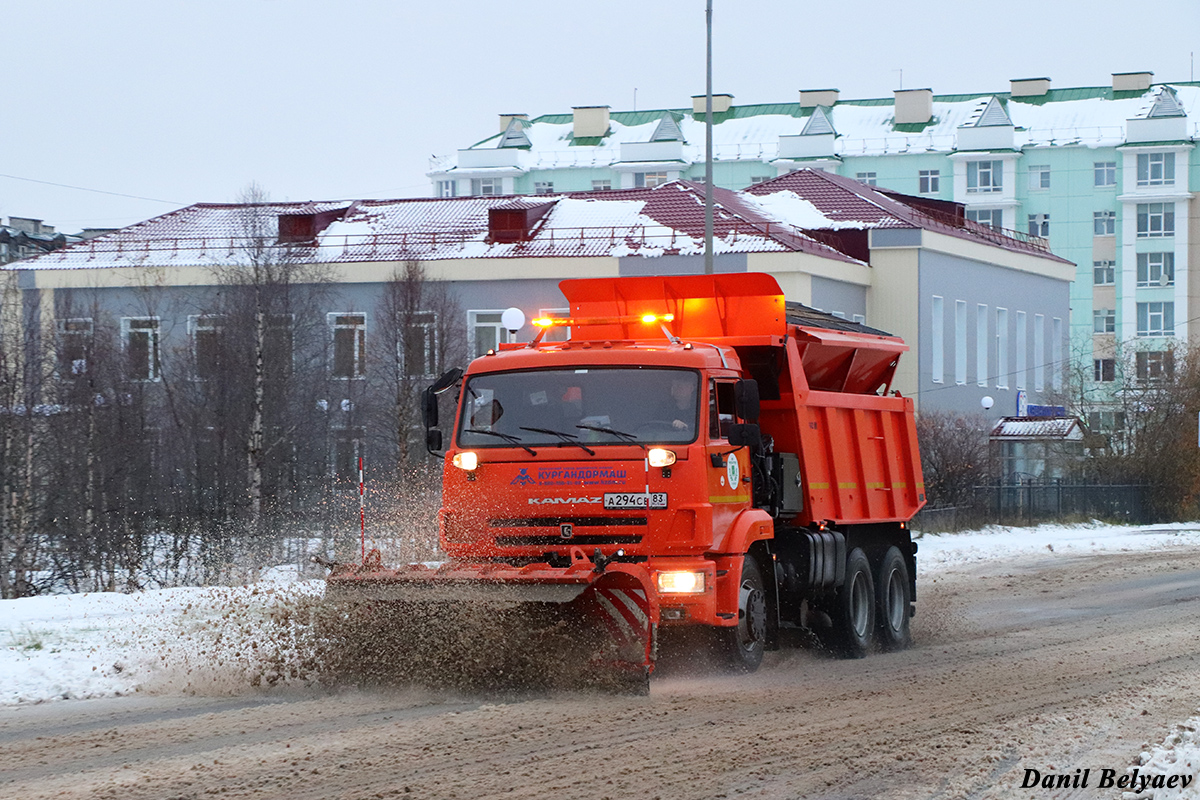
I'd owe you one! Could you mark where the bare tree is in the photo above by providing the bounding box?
[915,410,991,508]
[373,260,466,469]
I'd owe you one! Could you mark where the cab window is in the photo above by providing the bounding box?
[709,380,737,440]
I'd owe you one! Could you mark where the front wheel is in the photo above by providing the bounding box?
[714,554,767,672]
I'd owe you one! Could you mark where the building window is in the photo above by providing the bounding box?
[996,307,1009,389]
[634,172,669,189]
[1137,302,1174,337]
[436,180,457,198]
[1093,308,1115,334]
[329,313,366,379]
[1137,152,1175,187]
[919,170,940,194]
[931,295,944,384]
[966,160,1002,193]
[592,180,612,191]
[966,208,1004,229]
[1027,213,1050,238]
[1094,162,1116,187]
[1088,410,1126,431]
[856,172,877,186]
[468,310,513,357]
[1028,165,1050,191]
[1137,203,1174,238]
[1093,260,1115,285]
[533,181,555,195]
[1034,313,1045,391]
[1015,311,1027,390]
[400,311,438,378]
[189,315,223,380]
[955,300,967,385]
[1093,210,1115,236]
[1052,317,1062,391]
[749,175,773,185]
[331,427,365,483]
[976,304,988,387]
[1136,351,1174,381]
[122,317,161,382]
[57,318,93,376]
[471,178,504,196]
[1093,359,1115,382]
[1137,252,1175,287]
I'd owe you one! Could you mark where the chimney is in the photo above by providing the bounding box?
[799,89,839,108]
[572,106,610,139]
[1010,77,1050,98]
[894,88,933,125]
[1113,71,1153,92]
[499,113,528,132]
[691,93,734,114]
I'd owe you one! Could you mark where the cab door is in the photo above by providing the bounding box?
[706,379,752,525]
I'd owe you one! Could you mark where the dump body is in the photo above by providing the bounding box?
[327,272,925,686]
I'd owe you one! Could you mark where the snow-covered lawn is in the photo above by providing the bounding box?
[2,522,1199,794]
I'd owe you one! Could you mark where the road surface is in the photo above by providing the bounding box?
[2,546,1199,799]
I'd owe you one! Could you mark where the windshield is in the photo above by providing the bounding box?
[458,368,700,448]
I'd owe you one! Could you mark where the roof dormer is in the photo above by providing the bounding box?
[1126,86,1189,143]
[497,117,532,149]
[487,200,556,244]
[650,112,685,142]
[956,96,1014,150]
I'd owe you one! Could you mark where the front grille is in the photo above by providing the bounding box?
[495,534,644,547]
[490,516,647,528]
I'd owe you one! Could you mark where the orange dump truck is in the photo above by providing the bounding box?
[325,272,924,691]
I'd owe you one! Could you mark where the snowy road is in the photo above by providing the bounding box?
[2,541,1200,799]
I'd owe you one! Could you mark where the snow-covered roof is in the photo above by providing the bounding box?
[990,416,1084,440]
[443,83,1200,169]
[10,173,1068,272]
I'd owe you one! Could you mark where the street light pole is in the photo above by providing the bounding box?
[704,0,714,275]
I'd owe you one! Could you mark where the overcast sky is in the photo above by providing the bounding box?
[4,0,1198,232]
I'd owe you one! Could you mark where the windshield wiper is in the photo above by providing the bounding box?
[519,426,596,456]
[575,424,640,445]
[463,428,537,455]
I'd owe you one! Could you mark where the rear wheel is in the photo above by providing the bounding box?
[715,554,767,672]
[875,546,913,651]
[824,547,875,658]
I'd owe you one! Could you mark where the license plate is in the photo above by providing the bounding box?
[603,492,667,509]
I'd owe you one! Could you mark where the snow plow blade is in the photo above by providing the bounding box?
[321,548,658,694]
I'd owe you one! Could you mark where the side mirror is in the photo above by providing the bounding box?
[430,367,463,396]
[425,429,443,452]
[727,423,761,450]
[421,386,439,429]
[735,379,760,423]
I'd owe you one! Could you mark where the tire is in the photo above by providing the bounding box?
[875,546,913,652]
[715,554,768,672]
[826,547,875,659]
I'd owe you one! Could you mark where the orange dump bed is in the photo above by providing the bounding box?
[559,273,925,526]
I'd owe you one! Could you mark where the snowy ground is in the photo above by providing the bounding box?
[3,521,1199,796]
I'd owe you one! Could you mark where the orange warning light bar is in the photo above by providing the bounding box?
[532,313,675,329]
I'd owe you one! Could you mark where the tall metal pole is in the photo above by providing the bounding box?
[704,0,714,275]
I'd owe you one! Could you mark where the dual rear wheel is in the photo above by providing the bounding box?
[822,545,912,658]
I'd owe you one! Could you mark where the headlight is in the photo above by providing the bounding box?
[657,570,705,594]
[647,448,677,467]
[452,451,478,471]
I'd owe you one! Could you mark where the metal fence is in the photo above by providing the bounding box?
[912,482,1150,532]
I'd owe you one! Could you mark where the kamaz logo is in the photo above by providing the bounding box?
[528,496,601,505]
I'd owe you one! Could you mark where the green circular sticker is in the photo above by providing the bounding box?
[727,454,740,491]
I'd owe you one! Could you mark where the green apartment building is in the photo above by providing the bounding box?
[430,72,1199,428]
